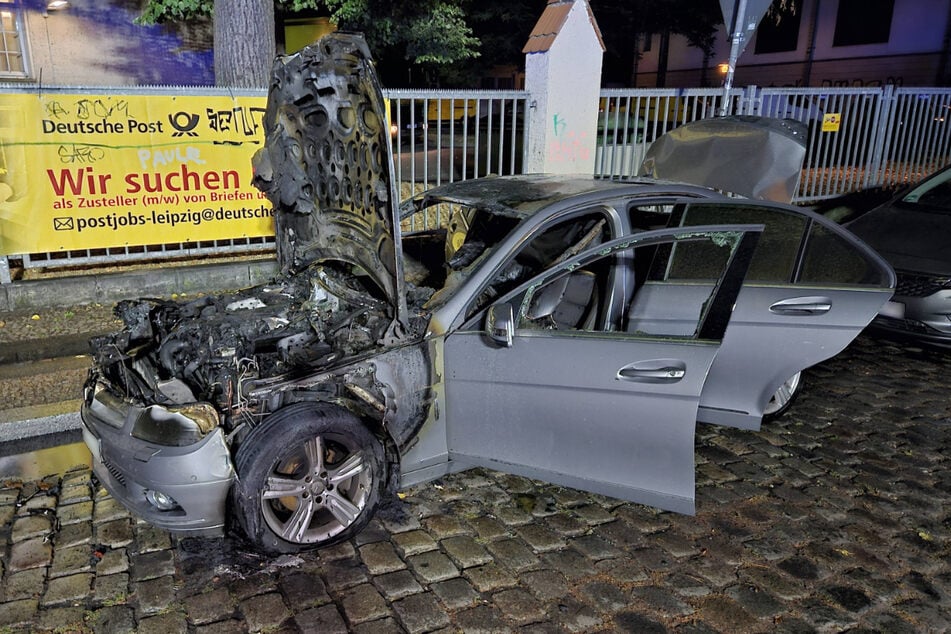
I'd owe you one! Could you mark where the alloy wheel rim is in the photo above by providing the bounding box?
[260,433,371,544]
[764,371,802,416]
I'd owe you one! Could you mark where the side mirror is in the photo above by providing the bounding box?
[485,303,514,347]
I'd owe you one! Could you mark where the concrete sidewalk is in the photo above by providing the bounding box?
[0,334,947,632]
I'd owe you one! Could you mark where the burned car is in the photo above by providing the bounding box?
[81,34,895,554]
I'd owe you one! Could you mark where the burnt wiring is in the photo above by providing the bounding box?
[234,356,259,415]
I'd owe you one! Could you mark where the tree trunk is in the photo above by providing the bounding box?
[213,0,275,88]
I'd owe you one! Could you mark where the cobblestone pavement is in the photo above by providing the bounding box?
[0,334,947,633]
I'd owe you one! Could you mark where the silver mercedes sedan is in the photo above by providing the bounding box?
[80,34,894,554]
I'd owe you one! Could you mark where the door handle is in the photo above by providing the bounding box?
[617,360,686,383]
[769,296,832,316]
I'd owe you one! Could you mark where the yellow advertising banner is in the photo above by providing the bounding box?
[0,91,275,255]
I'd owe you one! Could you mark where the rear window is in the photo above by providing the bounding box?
[799,223,889,286]
[678,203,807,283]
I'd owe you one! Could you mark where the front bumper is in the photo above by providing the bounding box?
[869,290,951,349]
[81,381,235,535]
[868,315,951,349]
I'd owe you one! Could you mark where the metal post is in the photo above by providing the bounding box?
[866,84,896,189]
[720,0,748,116]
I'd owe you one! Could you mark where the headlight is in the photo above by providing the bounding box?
[131,403,219,447]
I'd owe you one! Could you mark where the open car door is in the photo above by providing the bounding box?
[672,202,895,430]
[441,225,762,514]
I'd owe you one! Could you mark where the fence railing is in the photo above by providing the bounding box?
[3,83,951,282]
[386,89,529,232]
[595,87,745,181]
[596,85,951,203]
[0,87,528,282]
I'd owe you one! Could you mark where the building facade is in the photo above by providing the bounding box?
[634,0,951,88]
[1,0,214,86]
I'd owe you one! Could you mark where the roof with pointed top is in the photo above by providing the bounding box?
[522,0,605,54]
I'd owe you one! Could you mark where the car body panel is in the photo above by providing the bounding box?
[639,115,808,203]
[698,284,896,429]
[435,225,762,514]
[251,33,408,334]
[669,201,895,429]
[82,384,234,535]
[445,332,717,514]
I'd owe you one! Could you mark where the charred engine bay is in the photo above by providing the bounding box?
[87,34,437,432]
[88,264,432,421]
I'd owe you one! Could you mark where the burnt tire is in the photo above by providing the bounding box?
[231,403,384,554]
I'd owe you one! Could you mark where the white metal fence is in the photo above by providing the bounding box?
[595,87,744,182]
[596,85,951,203]
[3,84,951,281]
[386,89,528,206]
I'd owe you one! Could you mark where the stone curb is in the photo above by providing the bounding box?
[0,259,279,312]
[0,401,82,455]
[0,334,93,365]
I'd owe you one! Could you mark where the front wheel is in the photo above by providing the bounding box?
[231,403,384,553]
[763,371,803,421]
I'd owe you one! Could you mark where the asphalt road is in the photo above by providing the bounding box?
[0,332,947,632]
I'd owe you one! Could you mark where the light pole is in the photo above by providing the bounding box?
[720,0,748,116]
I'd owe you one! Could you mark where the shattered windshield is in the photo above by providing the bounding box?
[400,202,522,311]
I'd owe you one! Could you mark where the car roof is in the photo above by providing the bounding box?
[399,174,723,220]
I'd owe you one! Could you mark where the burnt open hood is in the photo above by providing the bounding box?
[252,33,407,331]
[638,115,807,203]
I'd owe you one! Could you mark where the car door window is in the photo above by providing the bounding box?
[798,222,892,286]
[467,210,614,318]
[674,203,807,283]
[518,264,606,332]
[511,228,760,341]
[623,235,740,339]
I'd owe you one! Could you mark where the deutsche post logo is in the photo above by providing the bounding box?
[168,112,200,137]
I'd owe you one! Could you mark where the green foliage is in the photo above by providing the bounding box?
[323,0,480,66]
[138,0,480,69]
[136,0,212,24]
[279,0,325,12]
[403,5,479,64]
[466,0,545,69]
[138,0,737,87]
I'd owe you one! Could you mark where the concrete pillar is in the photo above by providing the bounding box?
[523,0,605,174]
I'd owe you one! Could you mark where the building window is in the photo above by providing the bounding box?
[833,0,894,47]
[0,0,28,78]
[754,1,802,54]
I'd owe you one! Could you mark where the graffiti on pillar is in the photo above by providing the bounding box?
[549,114,591,164]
